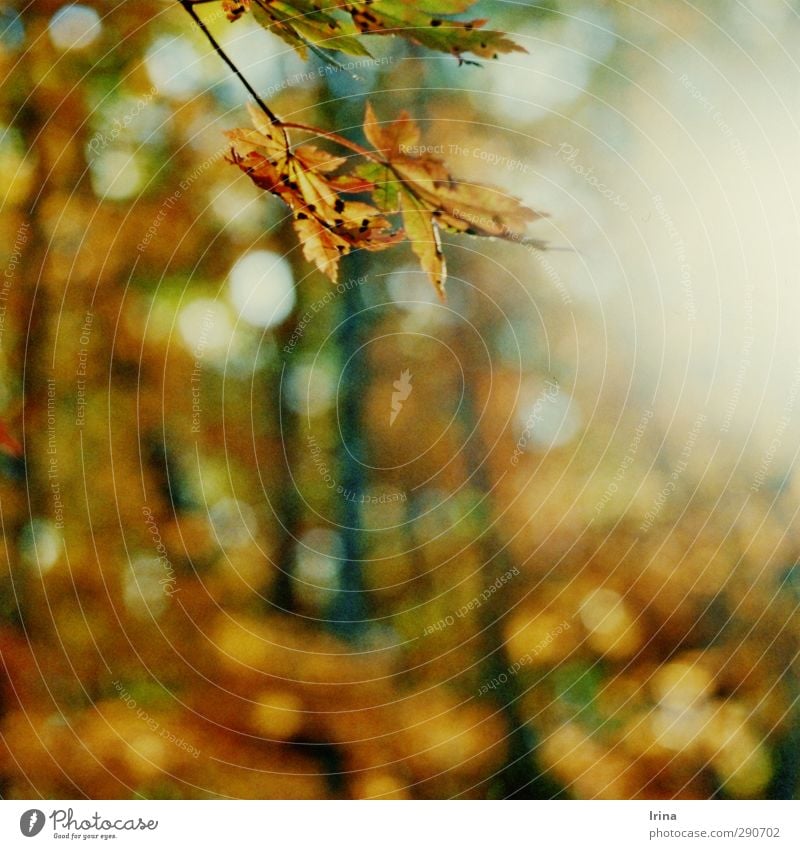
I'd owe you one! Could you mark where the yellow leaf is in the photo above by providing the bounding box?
[363,102,421,158]
[399,189,446,301]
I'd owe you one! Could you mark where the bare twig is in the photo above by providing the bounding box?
[179,0,281,125]
[278,121,381,160]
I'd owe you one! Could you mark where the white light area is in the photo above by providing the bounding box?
[553,9,800,462]
[217,17,305,100]
[578,588,626,634]
[90,97,169,151]
[650,704,711,753]
[386,267,440,309]
[178,298,236,360]
[228,250,296,328]
[384,266,461,329]
[89,149,144,200]
[133,103,170,147]
[145,35,206,100]
[210,180,273,238]
[729,0,797,41]
[182,111,233,157]
[124,556,170,619]
[48,4,101,51]
[515,382,582,451]
[483,6,616,124]
[19,520,61,573]
[285,357,338,417]
[209,497,258,549]
[294,528,343,595]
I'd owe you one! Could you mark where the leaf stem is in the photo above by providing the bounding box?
[179,0,281,125]
[279,121,382,161]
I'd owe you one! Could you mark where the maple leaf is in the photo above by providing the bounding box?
[344,0,526,63]
[226,104,399,280]
[226,104,545,298]
[399,187,446,299]
[359,103,545,298]
[220,0,525,62]
[222,0,250,22]
[250,0,372,61]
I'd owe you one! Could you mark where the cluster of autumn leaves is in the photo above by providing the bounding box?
[214,0,546,297]
[227,103,544,297]
[221,0,525,63]
[0,0,545,458]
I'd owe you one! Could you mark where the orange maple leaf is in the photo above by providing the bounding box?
[226,104,400,280]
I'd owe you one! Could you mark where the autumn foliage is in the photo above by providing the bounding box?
[194,0,547,298]
[220,0,527,63]
[226,103,545,298]
[3,0,795,807]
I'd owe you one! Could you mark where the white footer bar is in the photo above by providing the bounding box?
[1,800,796,848]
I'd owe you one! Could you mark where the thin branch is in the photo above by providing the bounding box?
[179,0,281,125]
[279,121,381,160]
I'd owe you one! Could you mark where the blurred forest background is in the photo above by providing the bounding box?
[0,0,799,799]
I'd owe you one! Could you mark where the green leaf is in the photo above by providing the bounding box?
[229,0,525,63]
[399,188,445,300]
[252,0,373,59]
[344,0,527,61]
[356,162,401,212]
